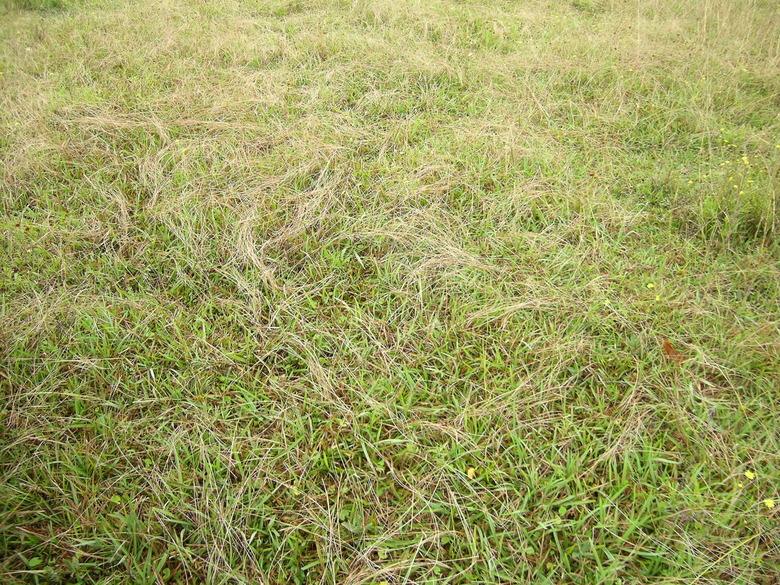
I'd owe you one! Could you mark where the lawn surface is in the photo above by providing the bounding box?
[1,0,779,583]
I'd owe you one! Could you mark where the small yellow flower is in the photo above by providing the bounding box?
[738,482,744,488]
[467,467,477,479]
[646,283,655,289]
[764,499,775,509]
[655,295,660,301]
[739,191,745,195]
[744,471,755,480]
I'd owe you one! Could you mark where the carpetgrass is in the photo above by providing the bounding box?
[1,0,779,583]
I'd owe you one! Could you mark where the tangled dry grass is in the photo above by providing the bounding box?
[1,0,779,583]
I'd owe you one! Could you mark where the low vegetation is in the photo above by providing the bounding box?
[1,0,779,583]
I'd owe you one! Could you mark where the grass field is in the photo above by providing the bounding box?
[1,0,779,583]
